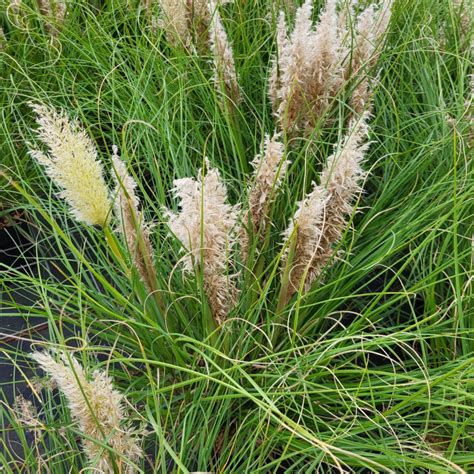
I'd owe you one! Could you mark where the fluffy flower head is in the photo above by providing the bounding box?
[29,103,111,226]
[31,350,142,474]
[166,160,239,322]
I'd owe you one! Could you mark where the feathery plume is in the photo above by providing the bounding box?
[112,147,157,294]
[188,0,211,48]
[166,161,238,324]
[269,11,288,112]
[242,134,288,261]
[349,1,392,115]
[158,0,190,46]
[31,350,142,474]
[29,103,111,227]
[209,0,240,103]
[272,0,348,134]
[281,113,370,299]
[188,0,235,50]
[37,0,52,18]
[310,113,370,283]
[153,1,233,44]
[53,0,67,25]
[281,185,328,299]
[37,0,66,37]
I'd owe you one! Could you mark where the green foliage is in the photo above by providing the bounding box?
[0,0,472,472]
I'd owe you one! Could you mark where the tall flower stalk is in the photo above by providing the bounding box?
[209,0,240,104]
[242,134,288,262]
[112,147,159,299]
[280,113,370,305]
[29,103,111,227]
[31,350,142,474]
[348,0,393,115]
[165,161,238,325]
[270,0,347,134]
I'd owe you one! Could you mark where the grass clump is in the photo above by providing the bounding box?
[0,0,472,472]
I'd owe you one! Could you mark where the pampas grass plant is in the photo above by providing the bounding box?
[0,0,473,472]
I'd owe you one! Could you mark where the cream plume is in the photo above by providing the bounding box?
[282,113,370,299]
[29,103,111,227]
[166,161,238,324]
[112,147,157,294]
[281,185,328,299]
[154,1,234,46]
[54,0,66,25]
[349,0,393,115]
[209,0,240,103]
[269,11,288,112]
[37,0,66,36]
[242,134,288,260]
[31,350,142,474]
[310,113,370,284]
[37,0,52,20]
[158,0,190,46]
[271,0,348,133]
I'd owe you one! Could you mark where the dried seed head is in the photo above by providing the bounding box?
[242,134,288,260]
[29,103,111,227]
[281,113,370,299]
[112,148,157,293]
[312,112,370,280]
[166,161,239,323]
[272,0,348,133]
[153,1,234,45]
[269,11,288,111]
[37,0,66,37]
[37,0,52,18]
[31,350,142,474]
[158,0,191,46]
[281,184,328,298]
[54,0,67,25]
[349,0,392,114]
[13,395,42,434]
[209,1,240,103]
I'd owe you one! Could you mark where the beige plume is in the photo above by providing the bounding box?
[281,113,370,300]
[349,0,393,115]
[31,350,142,474]
[112,147,157,294]
[271,0,347,133]
[209,0,240,103]
[166,161,239,324]
[242,134,288,261]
